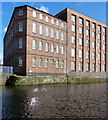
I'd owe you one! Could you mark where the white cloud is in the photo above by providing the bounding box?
[0,53,3,65]
[3,27,7,32]
[39,5,49,13]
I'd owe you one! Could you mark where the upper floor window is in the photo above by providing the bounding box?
[98,25,101,31]
[72,25,75,32]
[103,54,106,61]
[86,40,89,47]
[98,53,101,61]
[61,46,64,55]
[51,18,54,24]
[19,9,23,16]
[79,27,83,34]
[103,27,106,33]
[56,30,59,40]
[39,24,43,35]
[51,29,54,38]
[46,16,48,22]
[79,38,83,46]
[51,43,54,53]
[103,44,105,50]
[56,20,59,26]
[39,41,43,51]
[92,52,95,60]
[98,34,101,40]
[39,13,43,20]
[71,48,75,57]
[61,22,64,28]
[45,42,49,52]
[86,29,89,36]
[71,14,76,22]
[92,23,95,29]
[86,20,90,27]
[103,35,105,41]
[71,36,75,44]
[18,38,23,49]
[86,51,89,59]
[79,18,83,24]
[19,21,23,32]
[92,31,95,38]
[33,10,36,17]
[56,45,59,54]
[79,49,83,58]
[46,27,49,36]
[92,41,95,48]
[32,23,36,33]
[98,43,101,50]
[61,32,64,41]
[32,40,36,50]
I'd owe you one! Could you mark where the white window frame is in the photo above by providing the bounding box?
[61,46,64,55]
[71,36,75,44]
[46,27,49,36]
[39,41,43,51]
[39,24,43,35]
[72,25,75,32]
[32,40,36,50]
[56,45,59,54]
[39,13,43,20]
[79,38,83,46]
[33,10,36,17]
[32,23,36,33]
[79,49,82,58]
[45,42,49,52]
[71,48,75,58]
[46,16,48,22]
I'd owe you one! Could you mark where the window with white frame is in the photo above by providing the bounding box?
[33,10,36,17]
[18,38,23,49]
[86,51,89,59]
[86,40,89,47]
[39,57,43,67]
[46,27,49,36]
[103,35,105,41]
[98,43,100,50]
[19,56,23,67]
[45,42,49,52]
[98,25,101,31]
[92,31,95,38]
[72,25,75,32]
[79,62,83,71]
[50,59,54,68]
[32,23,36,33]
[61,32,64,41]
[103,27,106,33]
[39,24,43,35]
[86,20,89,27]
[71,14,76,22]
[79,38,83,46]
[79,49,83,58]
[56,45,59,54]
[92,41,95,48]
[92,52,95,60]
[51,43,54,53]
[86,29,89,36]
[56,30,59,39]
[61,46,64,55]
[98,34,100,40]
[56,20,59,26]
[98,53,100,60]
[45,58,48,68]
[79,27,83,34]
[79,18,83,24]
[61,60,64,69]
[32,57,36,67]
[51,18,54,24]
[46,16,48,22]
[71,61,75,71]
[39,13,43,20]
[71,48,75,57]
[39,41,43,51]
[56,60,59,69]
[61,22,64,28]
[103,44,105,50]
[86,62,89,72]
[92,23,95,29]
[103,54,105,61]
[19,9,23,16]
[51,29,54,38]
[32,40,36,50]
[92,63,95,72]
[19,21,23,32]
[71,36,75,44]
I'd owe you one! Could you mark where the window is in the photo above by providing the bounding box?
[50,59,54,68]
[71,48,75,57]
[92,42,95,48]
[46,16,48,22]
[18,38,23,49]
[51,18,54,24]
[32,57,36,67]
[98,25,101,31]
[51,43,54,53]
[71,61,75,71]
[103,35,105,41]
[98,53,100,61]
[56,60,59,69]
[98,43,100,50]
[92,32,95,38]
[32,40,36,50]
[79,27,83,34]
[103,27,106,33]
[86,51,89,59]
[61,60,64,69]
[103,45,105,50]
[56,31,59,39]
[19,21,23,32]
[79,49,83,58]
[39,13,43,20]
[19,9,23,16]
[71,36,75,44]
[39,58,43,67]
[86,63,89,72]
[19,56,23,67]
[98,34,100,40]
[103,64,105,71]
[33,10,36,17]
[45,58,48,68]
[51,29,54,38]
[79,62,83,71]
[46,27,49,36]
[79,18,83,24]
[86,40,89,47]
[39,24,43,35]
[79,38,83,46]
[86,20,89,27]
[61,46,64,55]
[92,52,95,60]
[32,23,36,33]
[92,63,95,72]
[45,42,49,52]
[92,23,95,29]
[56,20,59,26]
[71,15,76,22]
[98,64,101,72]
[61,32,64,41]
[86,30,89,36]
[103,54,105,61]
[61,22,64,28]
[56,45,59,54]
[72,25,75,32]
[39,41,43,51]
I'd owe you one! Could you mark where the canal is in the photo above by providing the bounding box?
[1,83,107,119]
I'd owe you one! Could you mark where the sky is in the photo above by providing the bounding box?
[0,2,107,64]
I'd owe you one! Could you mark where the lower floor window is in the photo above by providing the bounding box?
[19,56,23,67]
[86,62,89,72]
[79,62,83,71]
[92,63,95,72]
[71,61,75,71]
[39,58,43,67]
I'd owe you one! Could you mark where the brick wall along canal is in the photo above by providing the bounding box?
[2,83,107,119]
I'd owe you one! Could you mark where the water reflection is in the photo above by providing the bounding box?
[2,83,107,119]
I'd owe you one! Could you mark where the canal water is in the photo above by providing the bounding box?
[1,83,107,119]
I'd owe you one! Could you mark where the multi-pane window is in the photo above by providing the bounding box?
[33,10,36,17]
[92,63,95,72]
[92,23,95,29]
[92,31,95,38]
[51,29,54,38]
[46,27,49,36]
[39,13,43,20]
[92,52,95,60]
[56,45,59,54]
[79,62,83,71]
[79,18,83,24]
[79,27,83,34]
[86,63,89,72]
[32,40,36,50]
[32,57,36,67]
[71,61,75,71]
[18,38,23,49]
[79,49,83,58]
[86,51,89,59]
[98,64,101,72]
[92,41,95,48]
[86,40,89,47]
[39,41,43,51]
[98,34,101,40]
[61,32,64,41]
[71,36,75,44]
[98,25,101,31]
[51,18,54,24]
[103,45,105,50]
[61,60,64,69]
[98,43,101,50]
[61,22,64,28]
[19,56,23,67]
[71,48,75,57]
[98,53,100,61]
[72,25,75,32]
[61,46,64,55]
[86,30,89,36]
[51,43,54,53]
[32,23,36,33]
[50,59,54,68]
[71,14,76,22]
[45,42,49,52]
[19,9,23,16]
[103,54,105,61]
[86,20,90,27]
[56,60,59,69]
[46,16,48,22]
[39,58,43,67]
[19,21,23,32]
[56,31,59,39]
[45,58,48,68]
[79,38,83,46]
[39,24,43,35]
[56,20,59,26]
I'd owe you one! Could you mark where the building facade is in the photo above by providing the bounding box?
[3,5,107,75]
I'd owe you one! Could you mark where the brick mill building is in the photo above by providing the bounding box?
[3,5,108,76]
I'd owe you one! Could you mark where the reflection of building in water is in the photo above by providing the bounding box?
[3,5,107,75]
